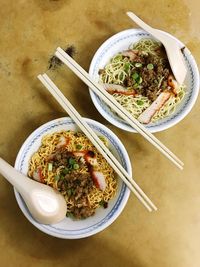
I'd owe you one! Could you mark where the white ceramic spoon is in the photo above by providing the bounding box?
[127,11,187,85]
[0,157,67,224]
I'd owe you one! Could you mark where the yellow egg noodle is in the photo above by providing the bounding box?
[28,130,117,219]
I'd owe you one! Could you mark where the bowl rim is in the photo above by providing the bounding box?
[89,28,200,133]
[14,117,132,239]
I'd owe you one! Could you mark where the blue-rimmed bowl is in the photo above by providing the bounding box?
[14,117,132,239]
[89,29,199,133]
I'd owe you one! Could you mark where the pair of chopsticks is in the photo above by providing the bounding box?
[54,47,184,170]
[38,73,157,212]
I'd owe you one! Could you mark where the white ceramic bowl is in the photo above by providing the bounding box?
[89,29,199,133]
[14,117,132,239]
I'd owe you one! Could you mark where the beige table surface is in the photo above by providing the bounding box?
[0,0,200,266]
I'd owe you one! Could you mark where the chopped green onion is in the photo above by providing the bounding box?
[76,144,82,150]
[66,212,74,218]
[147,63,154,70]
[69,157,76,165]
[62,168,69,175]
[99,200,106,206]
[138,77,143,84]
[132,72,139,80]
[67,189,72,197]
[60,175,65,180]
[119,72,124,80]
[73,163,79,170]
[68,165,73,170]
[54,175,60,181]
[124,63,131,72]
[136,100,144,106]
[135,63,142,68]
[99,200,108,208]
[48,163,53,171]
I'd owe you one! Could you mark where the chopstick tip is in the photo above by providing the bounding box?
[178,165,184,171]
[56,47,63,53]
[37,74,43,81]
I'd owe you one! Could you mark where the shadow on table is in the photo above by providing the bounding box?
[0,190,143,267]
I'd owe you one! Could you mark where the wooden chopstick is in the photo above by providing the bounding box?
[38,73,157,212]
[55,47,184,170]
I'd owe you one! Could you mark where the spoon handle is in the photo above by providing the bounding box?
[127,11,187,84]
[126,12,166,42]
[127,12,157,36]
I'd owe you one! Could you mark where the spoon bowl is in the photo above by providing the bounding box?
[127,11,187,84]
[0,157,67,224]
